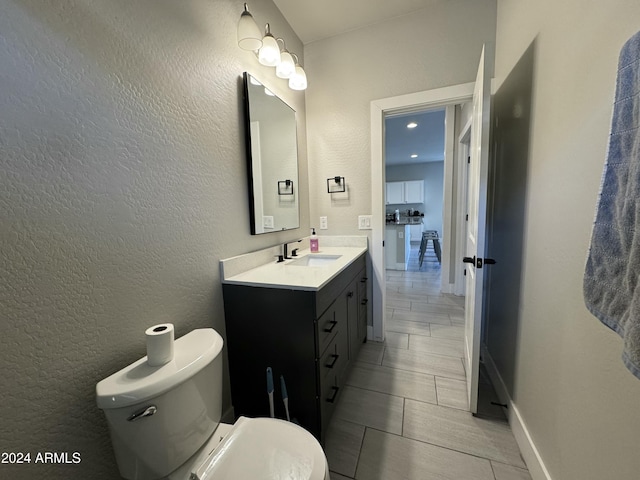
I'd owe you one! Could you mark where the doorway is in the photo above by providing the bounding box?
[370,82,475,343]
[384,109,446,275]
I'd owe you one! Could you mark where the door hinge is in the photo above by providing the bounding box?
[467,156,471,164]
[465,214,468,221]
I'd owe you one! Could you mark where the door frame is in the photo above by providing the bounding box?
[370,82,475,342]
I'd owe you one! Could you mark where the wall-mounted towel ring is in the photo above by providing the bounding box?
[327,176,345,193]
[278,180,294,195]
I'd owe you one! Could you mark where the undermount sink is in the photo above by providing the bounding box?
[288,254,342,267]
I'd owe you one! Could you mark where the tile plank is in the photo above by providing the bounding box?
[324,418,365,478]
[334,386,404,435]
[403,399,527,468]
[356,428,495,480]
[346,362,437,404]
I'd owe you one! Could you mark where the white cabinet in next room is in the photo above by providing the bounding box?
[385,180,424,204]
[404,180,424,203]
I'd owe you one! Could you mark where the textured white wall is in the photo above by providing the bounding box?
[494,0,640,478]
[0,0,306,478]
[304,0,497,238]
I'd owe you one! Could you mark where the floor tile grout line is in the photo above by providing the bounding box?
[489,458,498,480]
[401,397,405,437]
[384,344,468,361]
[343,381,438,406]
[360,424,507,468]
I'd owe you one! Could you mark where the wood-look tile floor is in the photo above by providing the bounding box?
[324,244,532,480]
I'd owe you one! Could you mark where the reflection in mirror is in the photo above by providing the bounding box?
[243,72,300,234]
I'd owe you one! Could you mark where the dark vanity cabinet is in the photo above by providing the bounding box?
[222,253,367,443]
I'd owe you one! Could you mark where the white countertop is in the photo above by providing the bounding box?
[221,246,367,291]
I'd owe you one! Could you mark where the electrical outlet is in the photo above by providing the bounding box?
[358,215,372,230]
[263,216,274,229]
[320,216,328,230]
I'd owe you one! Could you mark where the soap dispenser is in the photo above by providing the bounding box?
[310,228,319,252]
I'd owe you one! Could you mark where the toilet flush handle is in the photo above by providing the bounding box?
[127,405,157,422]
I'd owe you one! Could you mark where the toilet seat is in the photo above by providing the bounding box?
[191,417,328,480]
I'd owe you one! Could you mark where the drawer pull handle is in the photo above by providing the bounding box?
[326,386,340,403]
[324,320,338,333]
[325,354,339,369]
[361,277,368,283]
[347,291,354,298]
[361,299,368,305]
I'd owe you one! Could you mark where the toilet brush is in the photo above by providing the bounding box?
[266,367,275,418]
[280,375,291,421]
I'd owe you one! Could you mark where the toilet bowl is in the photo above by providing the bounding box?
[96,328,329,480]
[171,417,329,480]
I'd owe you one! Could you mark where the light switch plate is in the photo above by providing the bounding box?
[358,215,372,230]
[320,216,328,230]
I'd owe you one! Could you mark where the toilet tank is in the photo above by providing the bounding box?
[96,329,224,480]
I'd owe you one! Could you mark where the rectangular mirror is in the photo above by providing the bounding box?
[242,72,300,234]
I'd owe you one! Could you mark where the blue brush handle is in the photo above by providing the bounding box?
[266,367,274,394]
[280,375,288,400]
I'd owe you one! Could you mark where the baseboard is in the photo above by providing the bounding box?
[440,282,455,294]
[482,347,553,480]
[367,325,376,341]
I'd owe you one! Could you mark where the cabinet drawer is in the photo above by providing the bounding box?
[319,329,348,382]
[317,303,339,354]
[316,253,366,316]
[320,371,342,435]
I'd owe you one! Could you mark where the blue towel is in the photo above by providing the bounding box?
[584,30,640,380]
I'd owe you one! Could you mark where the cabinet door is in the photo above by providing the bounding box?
[386,182,405,204]
[404,180,424,203]
[357,272,368,345]
[345,279,359,362]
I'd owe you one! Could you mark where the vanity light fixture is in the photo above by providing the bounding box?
[237,3,263,51]
[258,24,281,67]
[289,53,308,91]
[237,4,307,91]
[276,39,295,79]
[407,122,418,129]
[327,176,346,194]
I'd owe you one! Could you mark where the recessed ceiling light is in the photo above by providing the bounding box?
[407,122,418,129]
[410,154,418,158]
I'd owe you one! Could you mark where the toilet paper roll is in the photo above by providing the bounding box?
[145,323,175,367]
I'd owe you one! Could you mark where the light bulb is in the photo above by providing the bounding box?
[258,24,281,67]
[289,65,307,90]
[276,51,295,79]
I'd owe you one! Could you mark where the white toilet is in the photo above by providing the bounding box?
[96,328,330,480]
